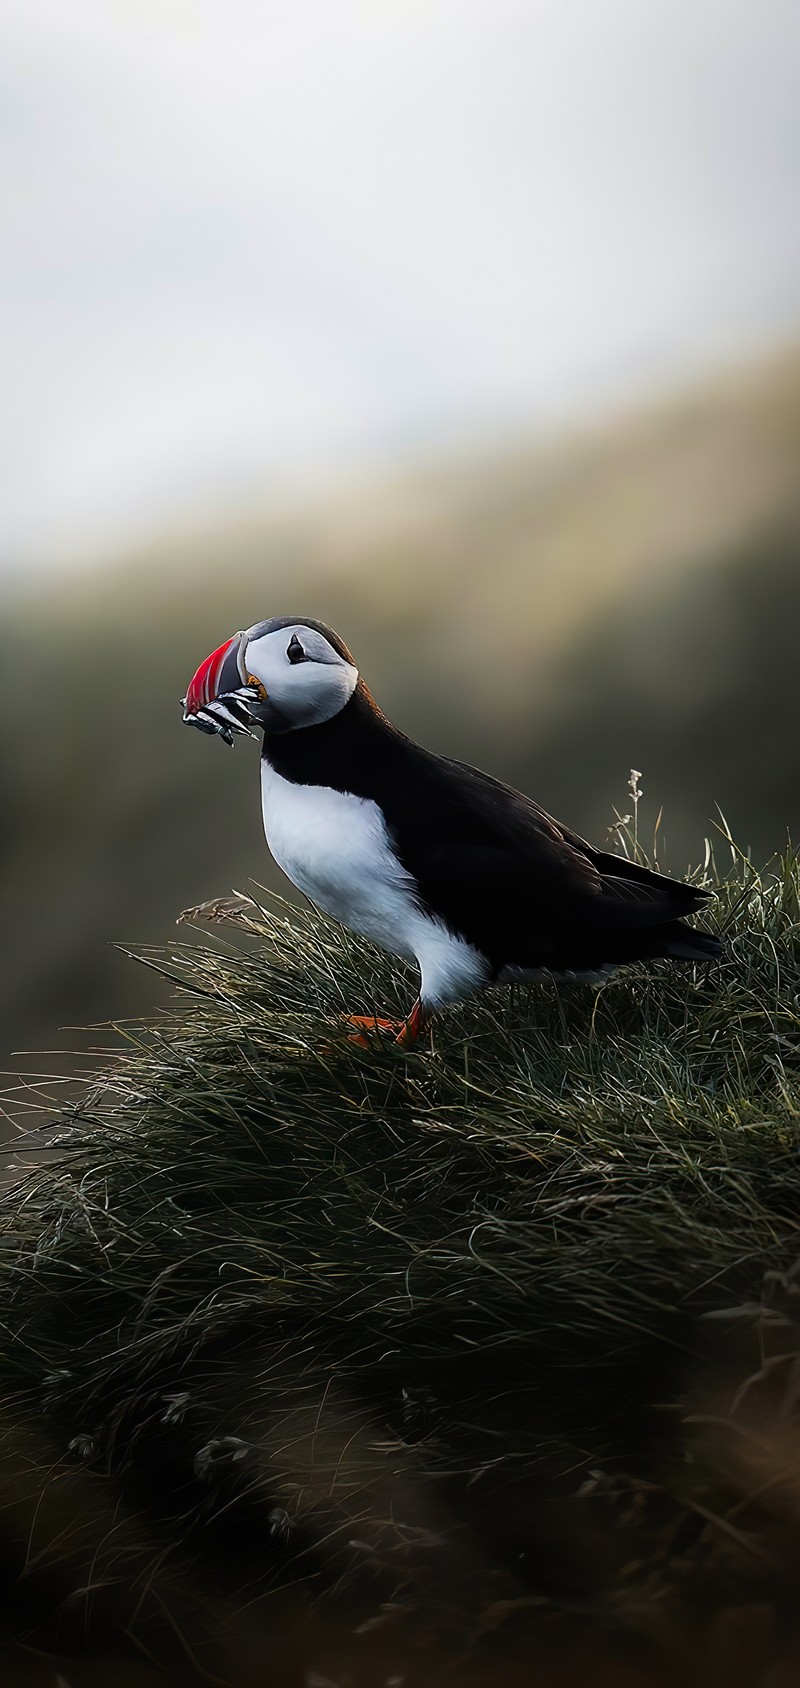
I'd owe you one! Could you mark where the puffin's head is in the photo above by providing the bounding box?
[182,616,359,745]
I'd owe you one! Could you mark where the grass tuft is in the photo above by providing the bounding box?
[1,843,800,1683]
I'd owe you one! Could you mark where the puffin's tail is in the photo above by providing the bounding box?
[663,924,723,963]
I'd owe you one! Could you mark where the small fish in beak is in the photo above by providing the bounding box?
[182,633,261,746]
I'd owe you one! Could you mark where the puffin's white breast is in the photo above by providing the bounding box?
[260,762,488,1007]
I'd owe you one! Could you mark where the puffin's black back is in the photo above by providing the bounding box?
[262,684,721,975]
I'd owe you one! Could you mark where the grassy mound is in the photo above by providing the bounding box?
[2,844,800,1685]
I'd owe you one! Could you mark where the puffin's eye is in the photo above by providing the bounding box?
[286,635,308,664]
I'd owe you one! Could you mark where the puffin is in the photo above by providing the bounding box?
[182,616,721,1047]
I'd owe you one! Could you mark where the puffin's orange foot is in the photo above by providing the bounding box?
[338,1002,432,1050]
[341,1013,406,1048]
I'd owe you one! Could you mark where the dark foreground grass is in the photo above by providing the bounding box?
[1,844,800,1685]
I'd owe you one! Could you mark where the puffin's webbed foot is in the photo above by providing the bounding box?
[341,1013,406,1048]
[340,1000,431,1050]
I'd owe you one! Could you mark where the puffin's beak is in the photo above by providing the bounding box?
[182,632,259,746]
[184,633,243,716]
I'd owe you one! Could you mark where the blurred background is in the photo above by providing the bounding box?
[2,0,800,1066]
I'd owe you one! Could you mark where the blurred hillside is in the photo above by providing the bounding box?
[2,342,800,1062]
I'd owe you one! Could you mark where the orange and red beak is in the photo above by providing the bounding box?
[183,632,244,719]
[182,632,261,745]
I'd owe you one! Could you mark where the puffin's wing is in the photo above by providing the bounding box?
[415,836,711,970]
[402,756,710,967]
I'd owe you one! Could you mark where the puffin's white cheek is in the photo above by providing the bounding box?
[278,666,355,726]
[305,673,338,713]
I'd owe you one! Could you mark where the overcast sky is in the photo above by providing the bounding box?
[2,0,799,573]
